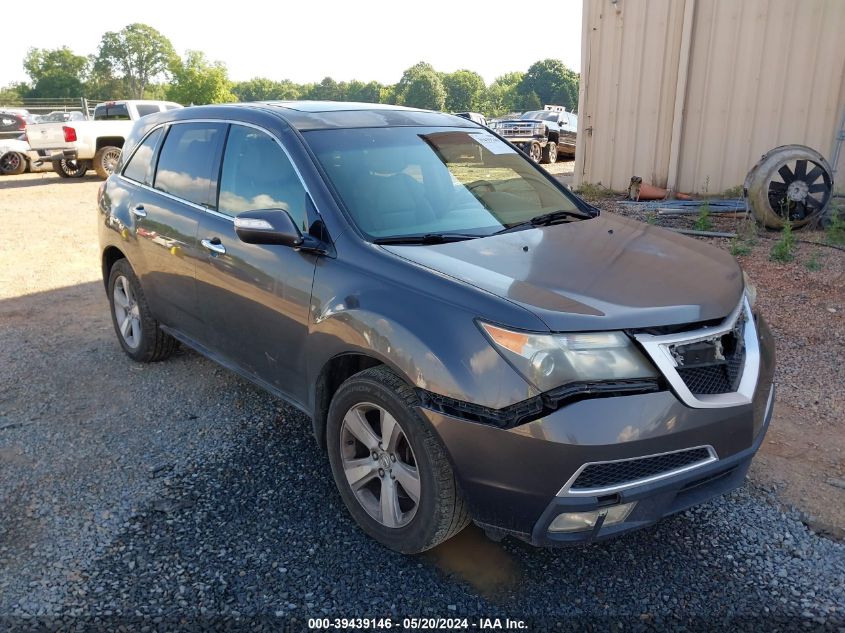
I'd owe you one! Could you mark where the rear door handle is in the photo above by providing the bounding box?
[201,238,226,255]
[131,204,147,218]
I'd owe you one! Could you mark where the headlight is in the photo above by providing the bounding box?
[533,122,545,134]
[742,271,756,308]
[479,322,658,392]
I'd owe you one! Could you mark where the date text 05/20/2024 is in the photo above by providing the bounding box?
[308,617,527,630]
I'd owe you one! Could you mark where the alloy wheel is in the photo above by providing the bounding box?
[102,148,122,175]
[0,152,22,174]
[112,275,142,349]
[339,402,420,528]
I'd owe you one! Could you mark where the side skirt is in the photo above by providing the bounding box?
[159,325,312,419]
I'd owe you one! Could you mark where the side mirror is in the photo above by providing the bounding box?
[234,209,304,247]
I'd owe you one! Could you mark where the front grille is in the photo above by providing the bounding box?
[497,122,537,137]
[677,344,746,394]
[674,316,746,395]
[571,447,713,491]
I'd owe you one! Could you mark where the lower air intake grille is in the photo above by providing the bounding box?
[571,447,713,491]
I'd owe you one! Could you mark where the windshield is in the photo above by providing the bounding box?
[304,127,581,240]
[522,111,558,121]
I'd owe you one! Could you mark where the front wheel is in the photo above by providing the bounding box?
[528,141,542,163]
[326,366,470,553]
[53,159,89,178]
[107,259,178,362]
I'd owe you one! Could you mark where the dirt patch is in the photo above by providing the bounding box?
[0,172,103,299]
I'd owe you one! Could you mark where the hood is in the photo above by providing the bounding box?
[382,214,744,331]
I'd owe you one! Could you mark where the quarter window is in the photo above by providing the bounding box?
[122,128,163,185]
[154,122,226,207]
[217,124,308,230]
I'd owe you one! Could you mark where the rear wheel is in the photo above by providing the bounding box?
[107,259,177,362]
[0,151,26,175]
[94,146,122,179]
[53,159,89,178]
[326,366,470,553]
[542,141,558,164]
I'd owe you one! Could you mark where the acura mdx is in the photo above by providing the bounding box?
[98,102,775,553]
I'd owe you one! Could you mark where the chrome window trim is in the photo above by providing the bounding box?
[633,296,759,409]
[557,445,718,497]
[117,117,320,223]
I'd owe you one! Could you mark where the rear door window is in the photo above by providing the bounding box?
[122,127,164,185]
[154,122,226,207]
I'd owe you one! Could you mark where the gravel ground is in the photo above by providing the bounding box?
[1,173,844,631]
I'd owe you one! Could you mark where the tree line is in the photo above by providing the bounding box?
[0,23,579,117]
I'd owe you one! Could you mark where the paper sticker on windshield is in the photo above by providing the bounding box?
[470,132,516,155]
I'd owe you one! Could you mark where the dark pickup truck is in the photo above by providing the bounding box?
[490,108,577,164]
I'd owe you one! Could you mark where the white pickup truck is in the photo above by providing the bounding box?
[26,100,182,179]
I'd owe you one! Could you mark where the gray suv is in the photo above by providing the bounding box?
[98,102,775,553]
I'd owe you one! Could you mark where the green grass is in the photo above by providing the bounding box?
[770,220,796,263]
[721,184,744,198]
[804,250,822,271]
[574,182,616,200]
[694,201,713,231]
[826,204,845,246]
[730,237,751,256]
[694,176,713,231]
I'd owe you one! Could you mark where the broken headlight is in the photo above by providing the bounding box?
[479,323,658,392]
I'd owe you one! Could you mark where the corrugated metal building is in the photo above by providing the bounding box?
[574,0,845,194]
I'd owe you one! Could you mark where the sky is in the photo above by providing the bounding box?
[1,0,582,87]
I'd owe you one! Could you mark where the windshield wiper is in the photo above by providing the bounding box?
[494,209,593,235]
[373,233,481,245]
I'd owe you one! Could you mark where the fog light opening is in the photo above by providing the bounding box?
[548,501,637,533]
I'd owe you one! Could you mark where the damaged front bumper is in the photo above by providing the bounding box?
[419,314,776,546]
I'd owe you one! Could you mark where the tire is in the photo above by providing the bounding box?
[107,259,178,363]
[53,159,89,178]
[529,142,542,163]
[542,141,558,164]
[326,366,470,554]
[93,146,122,179]
[0,151,26,175]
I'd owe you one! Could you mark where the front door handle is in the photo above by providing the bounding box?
[201,237,226,255]
[131,204,147,218]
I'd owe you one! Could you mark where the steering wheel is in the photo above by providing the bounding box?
[467,180,495,194]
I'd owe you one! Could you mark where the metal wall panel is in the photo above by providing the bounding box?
[575,0,845,194]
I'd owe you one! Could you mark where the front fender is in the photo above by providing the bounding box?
[306,297,536,410]
[305,251,542,414]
